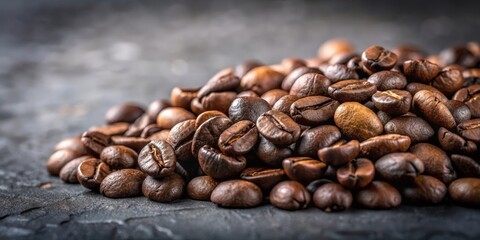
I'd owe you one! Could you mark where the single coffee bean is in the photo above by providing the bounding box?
[201,91,237,114]
[289,73,331,97]
[367,70,407,91]
[336,158,375,189]
[54,137,88,155]
[210,180,263,208]
[167,120,196,170]
[270,181,311,210]
[235,60,263,78]
[229,96,271,123]
[140,124,163,138]
[147,99,171,122]
[280,58,307,75]
[412,90,456,130]
[406,82,449,103]
[170,87,198,110]
[100,169,146,198]
[290,96,340,126]
[306,179,333,194]
[156,107,195,129]
[111,136,149,152]
[384,116,434,143]
[105,103,145,124]
[197,69,240,99]
[89,123,130,136]
[313,183,352,212]
[272,95,300,115]
[47,149,85,176]
[409,143,457,184]
[218,120,258,156]
[323,64,359,83]
[457,118,480,142]
[281,67,323,91]
[100,145,138,169]
[317,140,360,167]
[190,97,204,115]
[372,90,412,116]
[334,102,383,141]
[431,68,464,96]
[138,140,176,178]
[328,80,377,103]
[452,85,480,118]
[256,136,293,167]
[256,110,301,146]
[444,100,472,124]
[401,175,447,205]
[81,131,111,155]
[437,127,477,154]
[59,156,91,183]
[282,157,327,184]
[187,176,219,201]
[261,89,289,106]
[192,116,233,157]
[317,39,355,61]
[198,145,247,179]
[240,167,286,192]
[195,110,227,128]
[402,59,442,83]
[77,158,111,191]
[124,114,154,137]
[355,181,401,209]
[361,45,398,73]
[240,66,285,95]
[142,174,185,203]
[448,178,480,208]
[375,153,424,184]
[450,154,480,178]
[359,134,411,160]
[296,125,341,158]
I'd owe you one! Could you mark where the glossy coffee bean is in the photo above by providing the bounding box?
[457,118,480,142]
[450,154,480,178]
[198,69,240,99]
[170,87,198,110]
[359,134,411,160]
[270,181,311,210]
[317,140,359,167]
[282,157,327,184]
[272,95,300,115]
[323,64,359,83]
[156,107,195,129]
[328,80,377,103]
[100,145,138,169]
[448,178,480,208]
[296,125,341,158]
[261,89,289,106]
[384,116,434,143]
[280,58,307,75]
[187,176,219,201]
[192,116,232,157]
[46,149,84,176]
[138,140,176,178]
[444,100,472,124]
[218,120,258,156]
[336,158,375,189]
[198,145,247,179]
[81,131,111,155]
[167,120,196,171]
[111,136,149,153]
[235,60,263,78]
[372,90,412,116]
[406,82,449,103]
[329,52,358,65]
[306,179,333,193]
[147,129,170,141]
[105,103,144,124]
[412,90,456,130]
[409,143,456,184]
[240,66,285,95]
[140,124,163,138]
[190,97,204,115]
[89,123,129,136]
[400,175,446,205]
[437,127,477,154]
[289,73,331,97]
[317,39,355,60]
[256,110,300,146]
[240,167,286,192]
[100,169,146,198]
[229,97,271,123]
[313,183,352,212]
[211,180,263,208]
[124,114,154,137]
[402,59,442,83]
[59,156,91,183]
[431,68,464,96]
[290,96,339,126]
[142,174,185,203]
[195,110,227,128]
[54,137,88,155]
[452,86,480,118]
[201,91,237,114]
[355,181,401,209]
[256,136,293,167]
[367,71,407,91]
[375,153,424,184]
[77,158,111,191]
[334,102,383,141]
[147,99,171,122]
[361,45,398,73]
[281,67,323,91]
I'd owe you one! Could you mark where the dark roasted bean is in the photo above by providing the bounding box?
[210,180,263,208]
[198,145,247,179]
[400,175,446,205]
[296,125,341,158]
[229,96,271,123]
[318,140,360,167]
[138,140,176,178]
[100,145,138,169]
[187,176,219,201]
[448,178,480,208]
[359,134,411,160]
[384,116,434,143]
[409,143,456,184]
[355,181,402,209]
[375,153,424,184]
[192,116,232,157]
[256,110,300,146]
[336,158,375,189]
[270,181,311,210]
[313,183,352,212]
[100,169,146,198]
[290,96,339,126]
[328,80,377,103]
[367,70,407,91]
[77,158,111,191]
[218,120,258,156]
[105,103,144,124]
[142,174,185,203]
[282,157,327,184]
[334,102,383,141]
[372,90,412,116]
[412,90,456,130]
[289,73,331,97]
[240,167,286,192]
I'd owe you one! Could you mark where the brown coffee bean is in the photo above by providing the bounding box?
[372,90,412,116]
[270,181,311,210]
[111,136,149,152]
[100,169,146,198]
[272,95,300,115]
[440,45,478,68]
[147,99,171,122]
[432,68,464,96]
[124,114,154,137]
[323,64,359,83]
[54,137,88,155]
[296,125,341,158]
[198,145,247,179]
[328,52,358,65]
[328,80,377,103]
[452,85,480,118]
[290,96,340,126]
[281,67,323,91]
[384,116,434,143]
[361,45,398,73]
[81,131,111,155]
[317,140,360,167]
[240,167,286,192]
[400,175,446,205]
[457,118,480,142]
[279,58,307,75]
[142,174,185,203]
[256,110,301,146]
[355,181,402,209]
[256,136,293,167]
[147,129,170,141]
[210,180,263,208]
[412,90,456,130]
[375,153,424,184]
[282,157,327,184]
[334,102,383,141]
[406,82,449,103]
[261,89,289,106]
[289,73,331,97]
[192,116,232,157]
[187,176,219,201]
[228,96,271,123]
[89,123,130,136]
[409,143,457,184]
[46,149,85,176]
[402,59,442,83]
[140,124,163,138]
[59,156,91,183]
[190,97,204,115]
[450,154,480,178]
[240,66,285,95]
[100,145,138,169]
[218,120,258,156]
[359,134,411,160]
[437,127,477,154]
[77,158,111,191]
[156,107,195,129]
[197,69,240,99]
[313,183,352,212]
[167,120,196,168]
[367,71,407,91]
[201,91,237,114]
[444,100,472,124]
[195,110,227,128]
[105,103,144,124]
[448,178,480,208]
[235,60,263,78]
[336,158,375,189]
[317,39,354,61]
[170,87,198,110]
[138,140,176,178]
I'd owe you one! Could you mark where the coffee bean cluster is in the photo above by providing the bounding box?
[47,39,480,211]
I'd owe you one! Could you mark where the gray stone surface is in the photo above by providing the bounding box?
[1,1,480,239]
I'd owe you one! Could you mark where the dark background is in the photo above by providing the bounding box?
[1,1,480,239]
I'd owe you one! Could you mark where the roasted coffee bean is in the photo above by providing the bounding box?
[142,174,185,203]
[261,89,289,106]
[452,85,480,118]
[281,67,323,91]
[100,145,138,169]
[323,64,359,83]
[54,137,88,155]
[100,169,146,198]
[156,107,195,129]
[195,110,227,129]
[359,134,411,160]
[240,66,285,95]
[440,45,478,68]
[437,127,477,154]
[198,145,247,179]
[77,158,111,191]
[170,87,198,110]
[211,180,263,208]
[289,73,331,97]
[444,100,472,124]
[138,140,176,178]
[105,103,144,124]
[59,156,91,183]
[328,52,358,65]
[186,176,219,201]
[457,118,480,142]
[384,116,434,143]
[367,70,407,91]
[412,90,456,130]
[167,120,196,167]
[372,90,412,116]
[431,68,464,96]
[201,91,237,114]
[290,96,339,126]
[282,157,327,183]
[240,167,286,191]
[256,110,300,146]
[190,97,204,115]
[279,58,307,75]
[272,95,300,115]
[334,102,383,141]
[336,158,375,189]
[47,149,85,176]
[318,140,360,167]
[147,130,170,141]
[361,45,398,73]
[402,59,442,83]
[328,80,377,103]
[192,116,232,157]
[355,181,401,209]
[406,82,449,103]
[270,181,311,210]
[229,96,271,123]
[140,124,163,138]
[448,178,480,208]
[376,111,392,125]
[313,183,352,212]
[317,39,354,61]
[256,136,293,167]
[235,60,263,78]
[296,125,341,158]
[197,69,240,99]
[124,114,154,137]
[375,153,424,184]
[218,120,258,156]
[89,123,130,136]
[400,175,446,205]
[409,143,456,184]
[147,99,171,122]
[81,131,112,156]
[450,154,480,178]
[111,136,149,152]
[306,179,333,193]
[392,45,425,64]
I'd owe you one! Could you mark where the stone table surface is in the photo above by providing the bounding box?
[1,1,480,239]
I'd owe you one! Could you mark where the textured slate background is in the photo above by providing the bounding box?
[1,0,480,239]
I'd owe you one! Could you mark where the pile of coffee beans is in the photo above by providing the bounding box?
[47,39,480,211]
